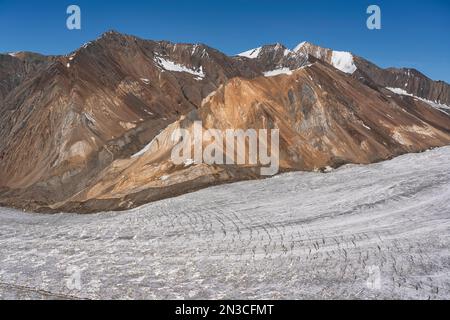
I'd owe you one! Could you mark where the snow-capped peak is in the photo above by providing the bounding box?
[237,47,262,59]
[292,41,357,74]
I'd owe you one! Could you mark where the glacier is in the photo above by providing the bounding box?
[0,147,450,299]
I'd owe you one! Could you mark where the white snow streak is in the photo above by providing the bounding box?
[386,87,450,113]
[263,67,293,77]
[155,56,205,80]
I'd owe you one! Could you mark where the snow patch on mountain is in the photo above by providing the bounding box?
[362,122,371,130]
[331,51,357,74]
[263,67,293,77]
[155,56,205,80]
[387,87,411,96]
[263,64,313,78]
[387,87,450,114]
[237,47,262,59]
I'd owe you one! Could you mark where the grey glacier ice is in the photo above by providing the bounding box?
[1,147,450,299]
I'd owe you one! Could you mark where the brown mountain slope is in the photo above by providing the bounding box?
[0,52,54,101]
[24,61,450,213]
[0,31,262,203]
[1,32,450,213]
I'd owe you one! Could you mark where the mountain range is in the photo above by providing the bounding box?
[1,30,450,213]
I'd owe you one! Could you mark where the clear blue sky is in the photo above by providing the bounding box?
[1,0,449,82]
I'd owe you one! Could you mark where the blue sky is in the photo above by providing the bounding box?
[1,0,449,82]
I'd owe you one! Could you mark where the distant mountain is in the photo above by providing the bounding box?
[293,41,450,105]
[1,31,449,213]
[0,51,54,100]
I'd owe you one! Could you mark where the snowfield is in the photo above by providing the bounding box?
[331,51,357,74]
[1,147,450,299]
